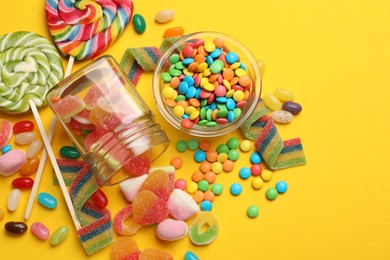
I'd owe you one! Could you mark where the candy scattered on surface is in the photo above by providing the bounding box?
[139,169,174,201]
[274,88,295,102]
[250,164,262,176]
[31,222,50,240]
[14,131,36,145]
[7,189,21,211]
[189,211,219,245]
[13,120,34,134]
[251,177,264,190]
[250,152,262,164]
[247,205,259,218]
[282,101,302,115]
[170,156,183,169]
[120,174,149,203]
[133,190,169,225]
[26,140,43,159]
[156,218,188,241]
[19,157,40,176]
[175,178,187,190]
[133,14,146,34]
[0,149,27,176]
[155,9,175,24]
[230,182,242,196]
[163,26,184,38]
[37,192,58,209]
[91,189,108,208]
[275,180,288,193]
[1,144,12,154]
[185,251,200,260]
[113,203,141,236]
[0,119,13,149]
[167,189,200,221]
[176,140,188,152]
[12,177,34,189]
[261,169,273,182]
[5,221,28,234]
[239,167,251,179]
[266,187,278,200]
[239,139,252,152]
[60,145,81,159]
[263,93,282,111]
[272,110,293,124]
[211,183,223,195]
[200,200,213,211]
[50,226,69,246]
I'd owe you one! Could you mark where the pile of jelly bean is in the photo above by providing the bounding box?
[160,37,253,129]
[263,88,303,124]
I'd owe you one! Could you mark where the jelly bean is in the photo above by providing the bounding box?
[194,150,206,163]
[92,189,108,208]
[7,189,21,211]
[60,145,80,159]
[13,120,34,134]
[0,149,26,177]
[38,192,58,209]
[200,200,213,211]
[272,110,293,124]
[247,205,259,218]
[175,178,187,190]
[230,183,242,196]
[5,221,28,234]
[164,27,184,38]
[31,222,50,240]
[133,14,146,34]
[211,183,223,195]
[176,140,188,152]
[266,188,278,200]
[275,180,288,193]
[261,169,273,182]
[26,139,43,159]
[263,93,282,111]
[12,177,34,189]
[239,140,252,152]
[189,211,219,245]
[50,226,69,246]
[0,208,4,221]
[282,101,302,115]
[250,164,262,176]
[19,157,40,176]
[14,132,36,145]
[185,251,200,260]
[155,9,175,24]
[274,88,295,101]
[156,218,188,241]
[250,152,262,164]
[1,144,12,154]
[187,138,200,150]
[197,180,209,192]
[239,167,251,179]
[251,177,264,190]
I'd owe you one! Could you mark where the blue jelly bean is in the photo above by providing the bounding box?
[185,251,200,260]
[1,144,12,154]
[194,150,207,163]
[210,48,222,58]
[227,111,235,122]
[183,75,194,86]
[205,56,213,66]
[186,87,197,98]
[178,81,189,94]
[239,167,251,179]
[250,152,262,164]
[275,181,288,193]
[182,58,194,66]
[216,97,227,103]
[226,98,236,110]
[230,182,242,196]
[200,200,213,211]
[226,52,239,64]
[37,192,57,209]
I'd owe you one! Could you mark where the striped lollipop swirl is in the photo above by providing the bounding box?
[0,31,64,114]
[46,0,134,61]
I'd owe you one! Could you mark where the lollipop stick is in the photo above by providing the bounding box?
[24,56,75,220]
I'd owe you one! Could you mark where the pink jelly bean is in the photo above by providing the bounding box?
[0,149,27,176]
[31,222,50,240]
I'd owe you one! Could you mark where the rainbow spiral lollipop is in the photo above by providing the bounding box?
[46,0,134,61]
[0,31,63,114]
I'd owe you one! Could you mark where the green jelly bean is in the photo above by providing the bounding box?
[206,122,217,127]
[133,14,146,34]
[217,144,229,154]
[216,109,228,118]
[174,62,185,70]
[209,60,224,74]
[169,54,180,64]
[228,149,240,161]
[60,146,80,159]
[50,226,69,246]
[161,72,172,82]
[176,140,188,152]
[227,138,240,149]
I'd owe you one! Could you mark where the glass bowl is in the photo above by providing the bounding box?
[153,31,262,137]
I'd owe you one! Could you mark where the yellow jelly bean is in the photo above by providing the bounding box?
[230,62,241,70]
[197,62,208,72]
[263,93,282,110]
[204,40,216,53]
[162,87,176,99]
[173,105,185,117]
[233,90,244,102]
[203,82,215,92]
[234,68,246,77]
[274,88,295,101]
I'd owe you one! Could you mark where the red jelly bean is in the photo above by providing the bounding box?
[12,177,34,189]
[13,120,34,134]
[92,189,108,208]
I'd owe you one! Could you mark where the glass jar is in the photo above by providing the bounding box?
[47,55,169,185]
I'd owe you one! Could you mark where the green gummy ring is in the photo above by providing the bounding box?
[189,211,219,246]
[0,31,64,114]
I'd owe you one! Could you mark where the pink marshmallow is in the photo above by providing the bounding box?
[156,218,188,241]
[0,149,27,177]
[120,174,148,202]
[167,189,200,221]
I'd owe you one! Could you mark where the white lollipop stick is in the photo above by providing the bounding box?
[29,99,81,230]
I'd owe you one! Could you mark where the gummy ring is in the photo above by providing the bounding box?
[113,203,141,236]
[189,211,219,245]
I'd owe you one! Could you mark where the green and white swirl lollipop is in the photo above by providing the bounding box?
[0,31,63,114]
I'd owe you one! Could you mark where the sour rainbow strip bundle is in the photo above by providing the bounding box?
[46,0,134,60]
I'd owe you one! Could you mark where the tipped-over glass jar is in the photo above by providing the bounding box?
[47,56,169,185]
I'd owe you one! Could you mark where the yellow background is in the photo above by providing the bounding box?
[1,0,390,259]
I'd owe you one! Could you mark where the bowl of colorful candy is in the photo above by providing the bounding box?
[153,31,262,137]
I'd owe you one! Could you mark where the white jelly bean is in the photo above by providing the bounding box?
[274,88,295,101]
[26,139,43,159]
[155,9,175,24]
[272,110,293,124]
[14,132,36,145]
[7,189,21,211]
